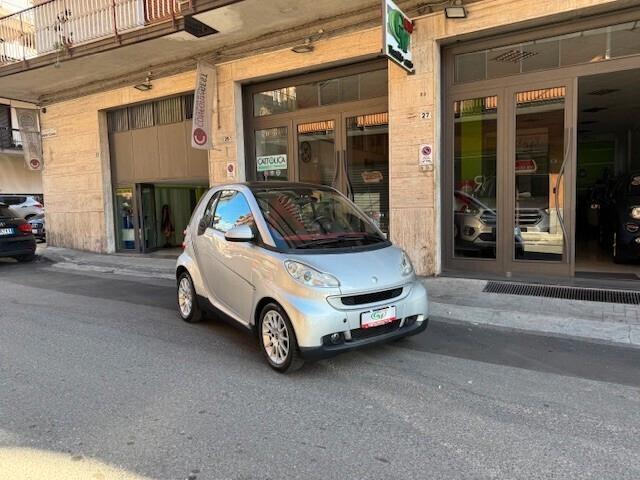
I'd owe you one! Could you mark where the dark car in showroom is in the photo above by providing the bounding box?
[0,202,37,262]
[28,213,46,242]
[600,173,640,263]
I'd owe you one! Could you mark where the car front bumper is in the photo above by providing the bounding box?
[299,317,428,361]
[278,279,429,358]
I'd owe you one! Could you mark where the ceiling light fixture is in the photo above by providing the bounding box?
[445,0,467,18]
[134,73,153,92]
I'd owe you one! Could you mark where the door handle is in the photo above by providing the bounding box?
[554,126,571,254]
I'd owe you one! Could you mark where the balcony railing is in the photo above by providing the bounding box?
[0,0,183,67]
[0,127,22,150]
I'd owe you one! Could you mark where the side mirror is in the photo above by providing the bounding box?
[225,224,254,242]
[197,217,209,236]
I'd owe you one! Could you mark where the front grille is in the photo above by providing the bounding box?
[350,319,401,340]
[516,209,542,226]
[341,287,403,306]
[484,281,640,305]
[480,211,496,226]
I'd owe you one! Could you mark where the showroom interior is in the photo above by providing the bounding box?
[445,14,640,280]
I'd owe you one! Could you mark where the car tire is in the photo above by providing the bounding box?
[15,254,36,263]
[177,272,203,323]
[258,303,304,373]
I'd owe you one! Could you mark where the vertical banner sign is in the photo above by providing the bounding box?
[16,108,43,171]
[383,0,414,73]
[191,62,216,150]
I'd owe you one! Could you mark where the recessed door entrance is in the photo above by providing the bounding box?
[244,62,390,233]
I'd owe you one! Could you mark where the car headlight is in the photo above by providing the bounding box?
[401,251,414,276]
[631,207,640,220]
[284,260,339,288]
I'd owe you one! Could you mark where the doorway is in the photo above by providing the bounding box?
[575,69,640,279]
[244,62,390,232]
[114,183,207,254]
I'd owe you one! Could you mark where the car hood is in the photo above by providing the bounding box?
[287,245,409,295]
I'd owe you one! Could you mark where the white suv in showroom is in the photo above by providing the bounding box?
[0,195,43,220]
[176,182,429,373]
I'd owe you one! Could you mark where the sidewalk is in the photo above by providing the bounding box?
[39,246,640,349]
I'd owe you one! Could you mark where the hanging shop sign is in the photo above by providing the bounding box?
[257,154,287,172]
[15,108,43,171]
[383,0,414,73]
[191,61,216,150]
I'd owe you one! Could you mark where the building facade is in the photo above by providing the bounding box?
[3,0,638,278]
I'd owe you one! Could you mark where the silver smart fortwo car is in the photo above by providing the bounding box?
[176,182,429,372]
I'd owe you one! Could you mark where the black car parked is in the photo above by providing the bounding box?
[0,202,37,262]
[600,173,640,263]
[28,213,46,242]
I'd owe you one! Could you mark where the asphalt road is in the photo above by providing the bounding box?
[1,259,639,480]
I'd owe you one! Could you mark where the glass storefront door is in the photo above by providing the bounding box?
[504,83,573,276]
[114,187,136,251]
[445,82,574,276]
[138,183,158,252]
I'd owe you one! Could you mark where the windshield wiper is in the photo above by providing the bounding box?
[294,233,383,249]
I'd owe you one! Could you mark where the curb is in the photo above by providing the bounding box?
[431,301,640,349]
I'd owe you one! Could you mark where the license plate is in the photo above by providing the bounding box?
[0,228,14,236]
[32,229,39,234]
[361,306,397,329]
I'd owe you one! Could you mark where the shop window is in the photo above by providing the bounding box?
[455,51,486,83]
[559,27,608,66]
[253,69,388,117]
[454,19,640,83]
[129,103,154,129]
[154,96,183,125]
[107,109,129,133]
[521,38,560,73]
[255,127,289,181]
[610,21,640,58]
[453,96,498,259]
[184,94,195,119]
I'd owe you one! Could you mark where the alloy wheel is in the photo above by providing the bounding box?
[178,277,193,318]
[261,310,290,366]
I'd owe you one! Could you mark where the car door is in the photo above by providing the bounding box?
[205,189,257,323]
[191,190,221,300]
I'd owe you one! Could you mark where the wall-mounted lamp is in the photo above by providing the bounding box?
[291,38,314,54]
[445,0,467,18]
[291,29,324,54]
[134,74,153,91]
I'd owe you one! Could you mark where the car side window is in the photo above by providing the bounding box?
[198,191,220,235]
[212,190,254,233]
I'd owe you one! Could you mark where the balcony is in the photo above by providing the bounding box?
[0,127,23,151]
[0,0,385,103]
[0,0,183,67]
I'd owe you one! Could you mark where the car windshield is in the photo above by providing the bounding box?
[253,186,387,250]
